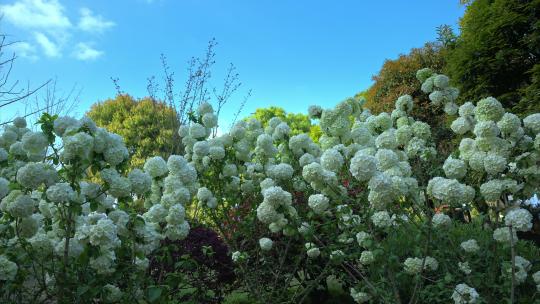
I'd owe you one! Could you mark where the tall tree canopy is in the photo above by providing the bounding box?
[248,106,322,141]
[445,0,540,115]
[87,95,182,168]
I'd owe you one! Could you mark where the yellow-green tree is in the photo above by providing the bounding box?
[249,106,322,142]
[87,95,182,168]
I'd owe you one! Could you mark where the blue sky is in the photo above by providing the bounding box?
[1,0,465,127]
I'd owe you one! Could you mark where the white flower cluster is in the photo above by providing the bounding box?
[427,177,475,206]
[451,283,479,304]
[0,115,168,293]
[350,287,371,303]
[305,242,320,258]
[259,237,273,251]
[432,213,452,228]
[460,239,480,253]
[256,185,296,233]
[446,92,540,207]
[504,208,533,232]
[0,255,18,281]
[371,211,393,228]
[143,155,196,241]
[418,70,459,115]
[197,187,217,208]
[403,256,439,274]
[502,256,531,285]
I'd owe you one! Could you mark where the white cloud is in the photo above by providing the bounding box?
[1,1,113,61]
[0,0,71,31]
[8,41,39,61]
[34,32,61,58]
[73,42,103,61]
[78,7,115,34]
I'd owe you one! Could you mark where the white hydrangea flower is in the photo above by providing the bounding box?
[144,204,168,223]
[21,131,48,154]
[305,243,321,259]
[144,156,169,178]
[434,74,449,89]
[432,213,452,228]
[103,284,123,303]
[165,221,190,241]
[19,215,39,238]
[128,169,152,195]
[403,256,438,274]
[89,249,116,274]
[46,183,76,203]
[308,105,323,119]
[356,231,371,247]
[451,283,479,304]
[473,121,500,138]
[8,194,35,218]
[267,163,294,180]
[320,148,344,172]
[308,194,329,215]
[330,250,345,261]
[493,227,517,244]
[359,250,374,265]
[523,113,540,134]
[189,123,207,139]
[504,208,533,232]
[411,121,431,140]
[88,218,121,249]
[483,153,507,175]
[222,164,238,177]
[0,255,18,281]
[443,157,467,179]
[416,68,433,83]
[166,204,186,225]
[62,132,94,162]
[53,116,80,136]
[202,113,218,128]
[451,117,472,135]
[350,152,377,182]
[0,178,10,199]
[458,262,472,275]
[459,102,476,117]
[350,288,371,303]
[371,211,392,228]
[375,129,398,150]
[460,239,480,253]
[375,149,398,171]
[193,141,210,156]
[259,237,273,251]
[103,133,129,166]
[475,97,504,122]
[395,95,414,112]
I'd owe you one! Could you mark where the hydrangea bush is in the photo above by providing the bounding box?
[0,114,192,302]
[175,72,540,303]
[1,68,540,304]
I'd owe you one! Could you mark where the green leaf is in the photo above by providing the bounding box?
[76,285,90,296]
[147,286,162,302]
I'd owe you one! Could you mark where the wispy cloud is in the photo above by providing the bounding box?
[34,32,61,58]
[0,0,71,32]
[7,41,39,61]
[73,42,103,61]
[0,0,113,61]
[78,8,115,34]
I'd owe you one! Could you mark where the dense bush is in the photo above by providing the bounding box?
[1,68,540,304]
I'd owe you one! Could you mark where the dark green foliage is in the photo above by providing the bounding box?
[445,0,540,116]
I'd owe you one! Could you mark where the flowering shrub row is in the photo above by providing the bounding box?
[0,68,539,303]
